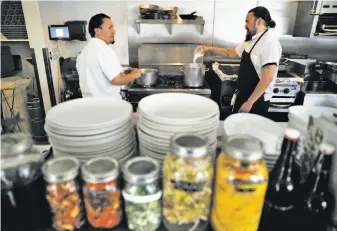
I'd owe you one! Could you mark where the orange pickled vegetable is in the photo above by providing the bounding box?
[83,179,121,228]
[46,180,84,231]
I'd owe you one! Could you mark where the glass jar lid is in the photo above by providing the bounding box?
[42,156,80,183]
[123,157,160,184]
[224,135,264,161]
[81,157,119,183]
[170,133,209,158]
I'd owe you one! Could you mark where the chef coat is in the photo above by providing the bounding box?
[235,29,282,101]
[76,38,123,98]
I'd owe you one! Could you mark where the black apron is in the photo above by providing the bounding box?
[233,29,270,117]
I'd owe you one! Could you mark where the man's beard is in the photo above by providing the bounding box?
[110,40,115,44]
[245,28,256,42]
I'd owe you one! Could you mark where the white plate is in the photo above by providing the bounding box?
[138,93,219,123]
[46,98,132,128]
[224,113,285,154]
[288,106,337,125]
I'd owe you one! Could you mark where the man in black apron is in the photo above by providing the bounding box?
[196,7,281,117]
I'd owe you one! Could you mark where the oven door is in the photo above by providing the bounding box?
[268,97,296,113]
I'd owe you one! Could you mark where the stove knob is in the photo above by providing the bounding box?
[284,88,290,94]
[273,88,279,94]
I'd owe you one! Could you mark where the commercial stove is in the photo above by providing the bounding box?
[124,75,211,112]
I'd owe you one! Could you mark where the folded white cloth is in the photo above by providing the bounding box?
[212,62,238,81]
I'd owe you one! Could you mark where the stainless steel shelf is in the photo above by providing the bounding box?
[134,17,205,35]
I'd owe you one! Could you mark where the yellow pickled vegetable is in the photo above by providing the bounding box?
[163,153,213,226]
[212,153,268,231]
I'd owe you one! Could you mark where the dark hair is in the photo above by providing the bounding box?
[88,13,110,37]
[248,6,276,28]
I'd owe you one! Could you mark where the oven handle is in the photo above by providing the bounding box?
[269,103,293,108]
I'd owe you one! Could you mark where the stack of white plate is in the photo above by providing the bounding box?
[45,98,136,165]
[288,106,337,135]
[137,93,219,164]
[223,113,286,171]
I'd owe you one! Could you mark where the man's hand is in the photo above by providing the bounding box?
[239,101,253,113]
[131,68,141,79]
[195,45,210,55]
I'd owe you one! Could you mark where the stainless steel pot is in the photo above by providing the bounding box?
[135,68,158,86]
[181,63,209,87]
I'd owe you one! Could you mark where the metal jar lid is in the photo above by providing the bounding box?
[1,132,33,155]
[223,134,264,161]
[81,157,119,183]
[42,156,80,184]
[123,157,160,184]
[170,133,208,158]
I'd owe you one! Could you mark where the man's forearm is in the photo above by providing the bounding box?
[207,46,238,58]
[111,72,138,85]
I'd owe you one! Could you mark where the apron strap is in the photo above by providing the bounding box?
[249,29,268,55]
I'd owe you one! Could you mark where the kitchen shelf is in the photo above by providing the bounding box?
[134,17,205,35]
[0,39,29,42]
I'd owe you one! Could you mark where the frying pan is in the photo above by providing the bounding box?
[179,11,197,20]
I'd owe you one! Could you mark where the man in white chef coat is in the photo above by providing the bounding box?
[77,13,141,98]
[196,7,282,117]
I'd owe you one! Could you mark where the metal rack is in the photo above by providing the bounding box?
[134,17,205,35]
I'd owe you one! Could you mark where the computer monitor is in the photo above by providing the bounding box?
[48,25,70,40]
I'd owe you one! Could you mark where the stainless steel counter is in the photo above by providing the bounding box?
[127,87,211,95]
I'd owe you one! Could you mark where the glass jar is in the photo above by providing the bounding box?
[163,134,214,231]
[212,135,268,231]
[1,133,51,231]
[122,156,162,231]
[81,157,121,229]
[42,156,84,231]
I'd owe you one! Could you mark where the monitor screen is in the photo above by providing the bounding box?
[48,25,70,40]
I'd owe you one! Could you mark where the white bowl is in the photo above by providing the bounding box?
[223,113,285,154]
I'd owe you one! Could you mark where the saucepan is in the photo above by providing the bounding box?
[181,63,209,87]
[135,68,158,86]
[139,4,160,15]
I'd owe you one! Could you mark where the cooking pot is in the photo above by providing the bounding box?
[135,69,158,86]
[139,4,159,15]
[181,63,209,87]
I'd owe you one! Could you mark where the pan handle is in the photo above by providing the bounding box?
[190,11,197,15]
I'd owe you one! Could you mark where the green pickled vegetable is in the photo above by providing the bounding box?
[123,183,162,231]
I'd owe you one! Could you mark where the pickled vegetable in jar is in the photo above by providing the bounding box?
[42,157,84,231]
[81,157,121,229]
[163,134,214,231]
[212,135,268,231]
[122,157,162,231]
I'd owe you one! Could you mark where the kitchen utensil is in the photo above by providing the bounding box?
[179,11,197,20]
[181,63,209,87]
[160,7,178,15]
[135,68,158,86]
[139,4,159,15]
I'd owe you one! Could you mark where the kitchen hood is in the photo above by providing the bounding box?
[293,0,337,37]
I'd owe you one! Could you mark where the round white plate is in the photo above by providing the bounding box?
[288,106,337,125]
[224,113,285,154]
[46,98,132,128]
[138,93,219,123]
